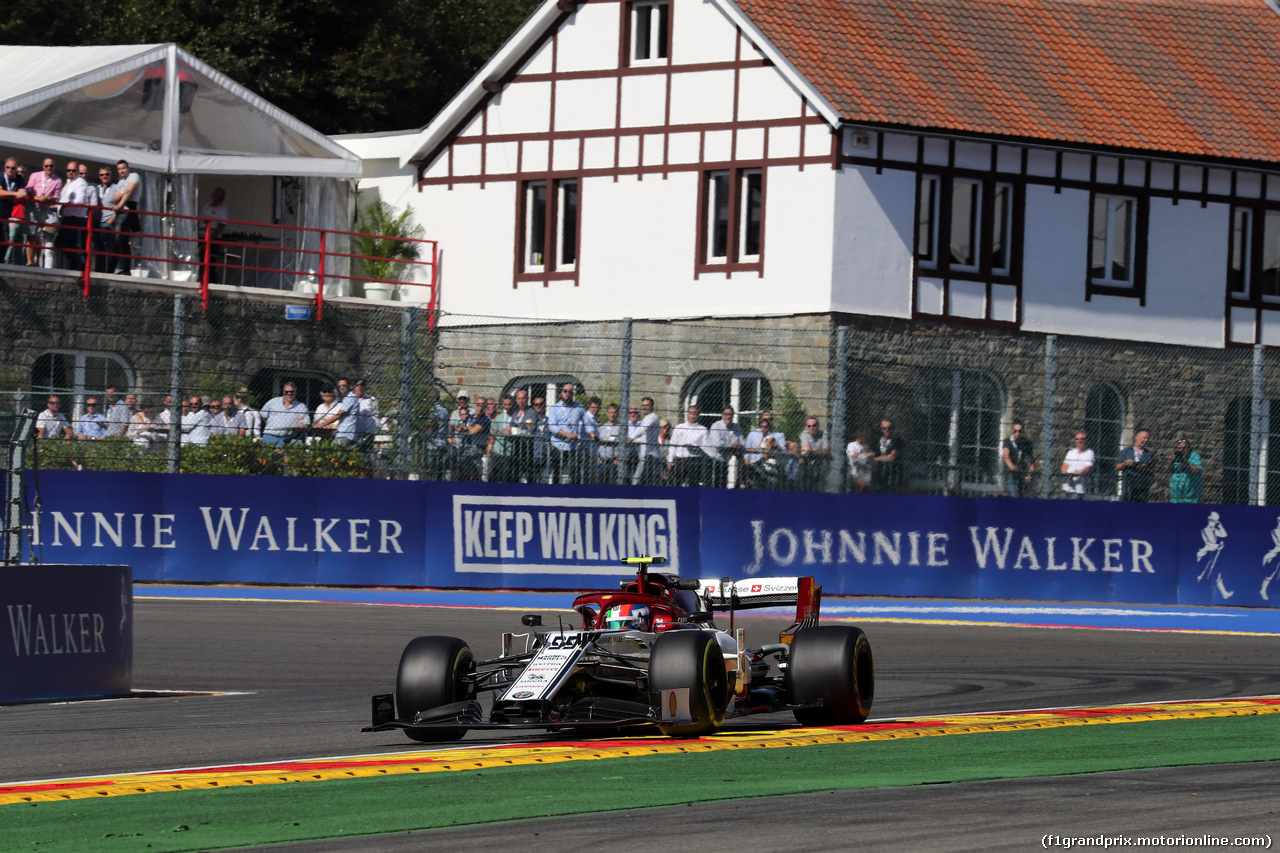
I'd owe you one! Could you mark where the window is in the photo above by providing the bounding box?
[684,371,771,430]
[1087,192,1147,298]
[699,168,763,272]
[506,376,584,409]
[30,351,134,418]
[520,178,578,279]
[1083,383,1125,498]
[1228,206,1280,301]
[629,1,670,64]
[916,176,1016,277]
[1223,397,1280,506]
[911,370,1004,492]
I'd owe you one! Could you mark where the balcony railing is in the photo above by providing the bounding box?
[3,204,438,323]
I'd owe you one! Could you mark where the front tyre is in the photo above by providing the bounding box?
[395,635,473,742]
[650,630,729,737]
[788,625,874,726]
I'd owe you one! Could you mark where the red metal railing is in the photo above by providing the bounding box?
[3,204,438,326]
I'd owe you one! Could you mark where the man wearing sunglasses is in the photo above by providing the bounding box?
[0,159,24,262]
[25,158,62,268]
[1001,421,1036,498]
[75,398,108,440]
[56,160,94,270]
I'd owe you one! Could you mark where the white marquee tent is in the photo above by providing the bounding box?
[0,44,361,290]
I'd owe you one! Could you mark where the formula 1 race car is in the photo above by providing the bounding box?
[363,557,874,740]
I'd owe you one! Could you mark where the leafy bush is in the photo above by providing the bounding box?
[30,435,371,478]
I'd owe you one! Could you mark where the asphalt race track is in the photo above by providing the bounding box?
[4,596,1280,851]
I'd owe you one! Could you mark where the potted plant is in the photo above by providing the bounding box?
[353,199,425,301]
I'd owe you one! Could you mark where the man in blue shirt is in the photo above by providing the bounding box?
[547,382,586,484]
[75,397,108,440]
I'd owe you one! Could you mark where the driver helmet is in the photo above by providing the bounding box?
[604,604,652,632]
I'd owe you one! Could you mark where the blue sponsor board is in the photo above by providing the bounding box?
[1,564,133,701]
[434,481,695,588]
[20,471,1280,607]
[700,491,1175,605]
[24,473,695,590]
[27,471,428,586]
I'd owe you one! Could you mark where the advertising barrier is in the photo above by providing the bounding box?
[1,563,133,702]
[22,471,1280,608]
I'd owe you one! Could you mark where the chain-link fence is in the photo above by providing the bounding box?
[1,270,440,479]
[428,312,1277,505]
[5,272,1279,505]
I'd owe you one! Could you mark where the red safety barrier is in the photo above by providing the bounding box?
[2,204,438,326]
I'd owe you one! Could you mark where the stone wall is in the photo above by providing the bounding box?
[438,311,1275,504]
[0,269,433,410]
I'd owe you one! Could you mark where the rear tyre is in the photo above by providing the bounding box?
[788,625,874,726]
[395,635,473,742]
[650,630,729,737]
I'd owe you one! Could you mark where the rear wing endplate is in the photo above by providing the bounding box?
[696,577,821,639]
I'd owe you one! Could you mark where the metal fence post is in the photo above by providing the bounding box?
[1252,343,1265,506]
[399,307,417,479]
[617,317,633,486]
[3,410,37,565]
[166,294,185,473]
[1040,334,1057,498]
[826,325,849,493]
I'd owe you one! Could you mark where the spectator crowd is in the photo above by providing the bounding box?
[35,378,383,453]
[1,156,143,273]
[32,374,1207,501]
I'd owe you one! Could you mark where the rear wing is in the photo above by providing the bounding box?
[696,577,821,641]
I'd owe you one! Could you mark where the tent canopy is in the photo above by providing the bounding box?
[0,44,361,178]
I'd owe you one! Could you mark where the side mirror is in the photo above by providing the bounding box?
[674,577,701,590]
[521,614,542,627]
[689,611,713,624]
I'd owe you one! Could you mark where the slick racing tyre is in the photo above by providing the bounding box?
[650,630,729,737]
[787,625,874,726]
[395,635,474,742]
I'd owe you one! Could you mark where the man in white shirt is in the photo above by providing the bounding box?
[260,382,311,446]
[36,396,72,439]
[209,395,248,437]
[112,160,143,274]
[742,411,786,488]
[798,416,831,491]
[668,405,708,486]
[1060,431,1096,499]
[181,396,212,446]
[234,388,262,438]
[56,160,94,270]
[630,397,661,486]
[104,386,132,437]
[596,403,622,484]
[704,406,742,488]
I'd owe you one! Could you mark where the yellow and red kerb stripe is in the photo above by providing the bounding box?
[3,696,1278,805]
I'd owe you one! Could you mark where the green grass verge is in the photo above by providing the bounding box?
[5,714,1278,852]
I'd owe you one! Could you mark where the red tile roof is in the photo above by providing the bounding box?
[736,0,1280,164]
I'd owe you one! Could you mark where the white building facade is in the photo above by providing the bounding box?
[332,0,1280,502]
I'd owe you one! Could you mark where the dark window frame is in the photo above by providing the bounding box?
[1227,203,1280,304]
[516,177,580,285]
[696,166,765,275]
[915,173,1021,283]
[1085,190,1148,303]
